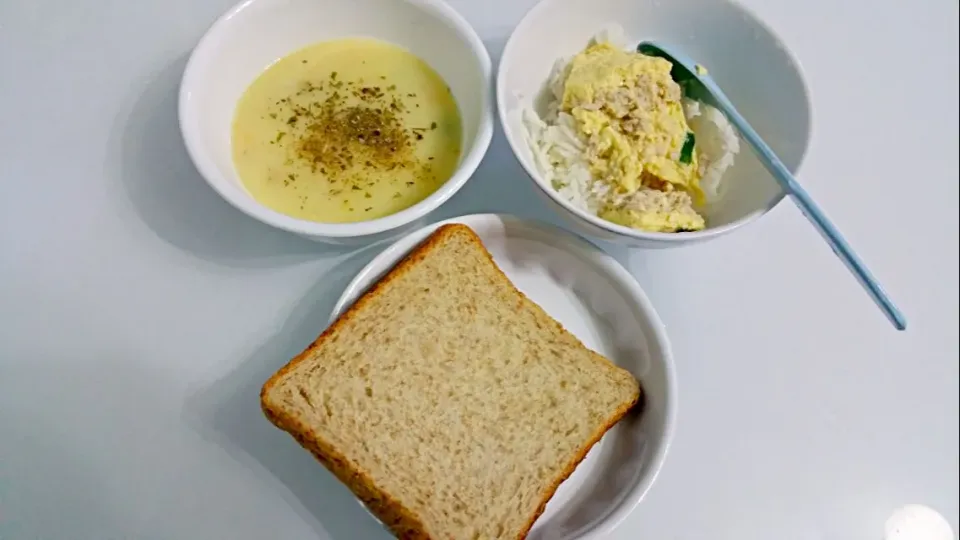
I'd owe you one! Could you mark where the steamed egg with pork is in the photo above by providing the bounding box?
[562,42,702,231]
[524,35,740,234]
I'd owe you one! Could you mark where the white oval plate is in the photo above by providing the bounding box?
[330,213,677,539]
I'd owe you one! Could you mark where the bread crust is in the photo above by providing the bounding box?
[513,392,641,540]
[261,223,642,540]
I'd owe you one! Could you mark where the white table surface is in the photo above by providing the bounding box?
[1,0,957,538]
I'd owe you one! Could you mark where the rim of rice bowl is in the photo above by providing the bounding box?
[498,17,809,242]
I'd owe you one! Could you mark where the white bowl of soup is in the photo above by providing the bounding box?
[180,0,493,244]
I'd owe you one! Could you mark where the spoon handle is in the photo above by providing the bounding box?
[712,91,906,330]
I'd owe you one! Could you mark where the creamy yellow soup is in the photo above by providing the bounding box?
[232,38,462,223]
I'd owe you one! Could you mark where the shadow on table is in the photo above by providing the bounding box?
[114,55,347,269]
[184,245,392,540]
[0,360,175,540]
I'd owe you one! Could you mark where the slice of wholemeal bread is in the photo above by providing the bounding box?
[261,224,642,540]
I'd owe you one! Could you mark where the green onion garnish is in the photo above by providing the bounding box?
[679,132,696,164]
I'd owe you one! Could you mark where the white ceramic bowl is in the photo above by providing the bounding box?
[180,0,493,245]
[497,0,812,248]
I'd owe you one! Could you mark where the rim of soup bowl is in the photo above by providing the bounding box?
[179,0,494,239]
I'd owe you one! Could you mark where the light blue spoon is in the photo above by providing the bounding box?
[637,41,906,331]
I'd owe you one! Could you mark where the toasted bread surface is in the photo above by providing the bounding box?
[261,224,641,539]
